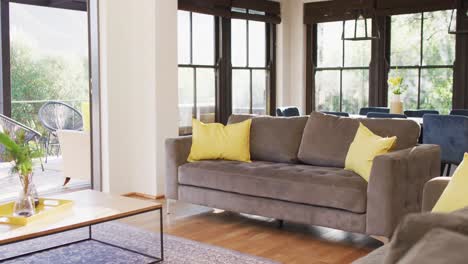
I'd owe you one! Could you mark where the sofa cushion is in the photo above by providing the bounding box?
[228,115,308,163]
[178,160,368,213]
[298,112,420,168]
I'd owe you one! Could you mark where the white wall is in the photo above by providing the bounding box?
[276,0,306,114]
[99,0,178,196]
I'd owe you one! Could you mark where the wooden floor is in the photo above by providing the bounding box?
[120,198,382,264]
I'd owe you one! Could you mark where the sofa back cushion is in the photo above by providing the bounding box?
[228,114,308,163]
[298,112,420,167]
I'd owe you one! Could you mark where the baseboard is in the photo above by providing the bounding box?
[123,192,165,200]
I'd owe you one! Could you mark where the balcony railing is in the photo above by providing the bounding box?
[11,99,88,133]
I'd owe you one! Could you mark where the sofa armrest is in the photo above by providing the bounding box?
[165,136,192,200]
[422,177,450,212]
[366,144,441,237]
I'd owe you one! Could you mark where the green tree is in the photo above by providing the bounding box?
[10,39,89,132]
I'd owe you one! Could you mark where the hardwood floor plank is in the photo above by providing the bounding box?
[120,197,381,264]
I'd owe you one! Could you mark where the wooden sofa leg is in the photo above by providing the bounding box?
[278,220,284,229]
[166,199,173,215]
[371,235,389,244]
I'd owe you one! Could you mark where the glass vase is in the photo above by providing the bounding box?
[19,173,39,207]
[13,174,37,217]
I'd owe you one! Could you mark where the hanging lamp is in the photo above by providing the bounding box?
[342,9,380,41]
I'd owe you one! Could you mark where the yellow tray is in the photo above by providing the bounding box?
[0,198,73,226]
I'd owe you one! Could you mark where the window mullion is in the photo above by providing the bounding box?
[417,12,424,109]
[189,12,193,65]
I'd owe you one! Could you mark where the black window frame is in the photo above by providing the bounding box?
[314,20,372,113]
[231,15,272,115]
[304,0,468,113]
[177,10,219,135]
[389,11,455,111]
[176,5,277,135]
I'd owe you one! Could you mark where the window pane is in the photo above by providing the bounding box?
[423,11,455,66]
[232,19,247,67]
[232,69,250,114]
[388,69,419,110]
[420,68,453,114]
[178,67,194,133]
[252,70,266,115]
[342,70,369,114]
[248,21,266,67]
[317,21,343,67]
[344,20,371,67]
[177,11,191,64]
[315,71,340,112]
[196,68,216,123]
[391,14,422,66]
[192,13,214,65]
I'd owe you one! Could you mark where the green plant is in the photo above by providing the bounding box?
[388,75,407,96]
[0,131,42,177]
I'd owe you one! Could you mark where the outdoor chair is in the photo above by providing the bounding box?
[38,101,83,162]
[0,114,44,171]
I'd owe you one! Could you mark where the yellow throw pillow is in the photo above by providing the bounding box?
[432,153,468,213]
[345,123,397,181]
[188,119,252,162]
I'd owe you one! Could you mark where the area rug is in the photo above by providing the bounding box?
[0,222,279,264]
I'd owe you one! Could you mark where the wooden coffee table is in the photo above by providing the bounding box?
[0,190,163,263]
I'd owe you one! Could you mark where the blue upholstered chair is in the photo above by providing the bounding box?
[404,110,439,118]
[423,114,468,176]
[450,109,468,117]
[276,107,300,117]
[321,111,350,117]
[359,107,389,116]
[366,112,407,119]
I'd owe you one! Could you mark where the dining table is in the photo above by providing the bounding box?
[350,114,423,124]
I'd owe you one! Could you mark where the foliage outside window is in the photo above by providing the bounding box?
[315,20,371,114]
[10,3,89,133]
[231,18,268,115]
[389,11,455,114]
[177,11,216,135]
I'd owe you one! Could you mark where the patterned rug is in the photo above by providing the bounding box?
[0,222,278,264]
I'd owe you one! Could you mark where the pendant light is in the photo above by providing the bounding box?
[448,0,468,35]
[342,9,380,41]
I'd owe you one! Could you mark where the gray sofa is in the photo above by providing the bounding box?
[353,177,467,264]
[165,112,441,237]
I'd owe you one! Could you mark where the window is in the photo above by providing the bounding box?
[389,11,455,114]
[177,11,216,134]
[231,18,269,115]
[315,20,371,114]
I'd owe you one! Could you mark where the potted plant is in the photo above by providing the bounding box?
[388,73,407,114]
[0,130,42,217]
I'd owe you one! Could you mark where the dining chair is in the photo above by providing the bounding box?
[423,114,468,176]
[450,109,468,117]
[366,112,407,119]
[359,107,389,116]
[404,110,439,118]
[276,107,300,117]
[321,111,350,117]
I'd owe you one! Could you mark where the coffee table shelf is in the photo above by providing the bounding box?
[0,190,164,263]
